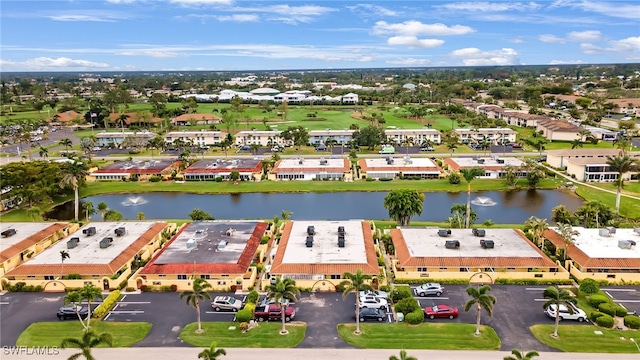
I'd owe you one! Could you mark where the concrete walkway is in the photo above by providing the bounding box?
[3,347,639,360]
[543,164,640,202]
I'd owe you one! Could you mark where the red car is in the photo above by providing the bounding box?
[424,304,458,319]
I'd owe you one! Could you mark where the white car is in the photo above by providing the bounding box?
[359,290,388,299]
[358,295,388,309]
[544,303,587,322]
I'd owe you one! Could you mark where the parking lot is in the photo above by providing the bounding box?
[0,285,632,350]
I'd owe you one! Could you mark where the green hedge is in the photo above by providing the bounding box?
[92,290,121,319]
[578,278,599,294]
[236,309,253,323]
[395,297,420,314]
[493,278,574,285]
[598,303,616,317]
[393,279,469,285]
[624,315,640,329]
[247,290,260,304]
[404,309,424,325]
[390,286,413,302]
[589,294,610,308]
[595,314,614,328]
[614,305,629,317]
[589,311,605,322]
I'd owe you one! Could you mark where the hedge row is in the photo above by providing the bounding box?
[92,290,121,319]
[624,315,640,329]
[598,303,628,317]
[405,309,424,325]
[392,278,573,286]
[393,279,469,285]
[595,314,614,328]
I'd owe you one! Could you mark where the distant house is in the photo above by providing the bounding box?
[89,159,180,181]
[454,128,517,145]
[95,130,157,148]
[359,157,442,180]
[606,98,640,116]
[107,112,162,126]
[165,130,225,147]
[49,110,83,124]
[535,119,580,141]
[341,93,359,104]
[270,158,352,181]
[172,113,221,126]
[546,149,640,182]
[182,158,263,181]
[444,157,526,179]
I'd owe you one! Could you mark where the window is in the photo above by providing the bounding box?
[217,281,226,285]
[27,275,36,278]
[417,267,427,272]
[44,275,54,280]
[158,274,166,278]
[152,281,161,286]
[329,274,340,280]
[221,274,229,277]
[534,274,543,278]
[200,275,210,279]
[607,274,616,279]
[439,267,447,271]
[177,274,187,280]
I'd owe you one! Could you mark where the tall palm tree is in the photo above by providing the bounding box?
[266,277,300,335]
[26,207,42,222]
[60,330,113,360]
[180,278,212,334]
[556,223,579,262]
[82,201,96,221]
[39,146,49,159]
[464,285,497,336]
[136,212,146,220]
[542,286,577,338]
[79,284,104,330]
[606,155,639,215]
[389,349,417,360]
[59,138,72,152]
[280,210,292,222]
[60,250,70,279]
[97,201,108,221]
[59,161,89,221]
[198,341,227,360]
[504,349,540,360]
[461,167,485,228]
[339,269,373,335]
[524,216,549,250]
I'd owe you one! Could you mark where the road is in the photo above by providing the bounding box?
[2,347,639,360]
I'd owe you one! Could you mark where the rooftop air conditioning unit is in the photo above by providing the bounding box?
[1,229,17,237]
[338,236,345,248]
[497,159,505,164]
[305,236,314,248]
[480,239,494,249]
[67,237,80,249]
[438,229,452,237]
[186,238,197,249]
[618,240,632,249]
[599,228,611,237]
[83,227,96,236]
[472,229,486,237]
[445,240,460,249]
[99,237,113,249]
[477,159,485,164]
[218,240,228,249]
[338,226,345,235]
[114,227,126,236]
[606,227,616,235]
[307,226,315,236]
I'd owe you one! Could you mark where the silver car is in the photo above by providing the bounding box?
[413,283,444,297]
[211,296,243,312]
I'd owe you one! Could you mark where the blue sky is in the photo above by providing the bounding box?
[1,0,638,72]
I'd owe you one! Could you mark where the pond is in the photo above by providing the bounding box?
[48,190,584,224]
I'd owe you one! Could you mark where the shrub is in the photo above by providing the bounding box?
[589,294,610,308]
[614,304,628,317]
[242,302,256,313]
[379,178,392,182]
[125,287,135,292]
[598,303,616,317]
[169,284,178,292]
[239,322,249,332]
[393,278,470,285]
[140,285,149,292]
[448,172,461,185]
[390,286,413,302]
[395,297,420,314]
[247,290,260,304]
[149,175,161,182]
[493,278,574,285]
[67,273,81,280]
[215,177,223,182]
[377,256,385,266]
[236,309,253,323]
[589,311,605,322]
[92,290,121,319]
[623,315,640,329]
[595,314,614,328]
[260,236,270,244]
[379,285,391,292]
[404,309,425,325]
[118,280,128,290]
[365,177,374,182]
[579,279,599,294]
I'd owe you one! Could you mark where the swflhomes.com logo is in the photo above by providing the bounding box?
[2,346,60,356]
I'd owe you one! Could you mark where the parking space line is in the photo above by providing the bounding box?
[414,297,449,300]
[533,299,547,302]
[526,287,546,291]
[109,310,144,314]
[601,288,637,292]
[116,301,151,304]
[0,302,9,305]
[205,311,239,314]
[614,300,640,303]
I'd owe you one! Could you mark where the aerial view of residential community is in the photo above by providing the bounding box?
[1,1,639,360]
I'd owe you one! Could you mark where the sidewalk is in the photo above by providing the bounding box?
[2,347,638,360]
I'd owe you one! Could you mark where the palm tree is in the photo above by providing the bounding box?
[26,207,42,222]
[60,250,70,279]
[198,341,227,360]
[97,201,108,221]
[447,142,457,156]
[389,349,417,360]
[504,349,540,360]
[570,139,583,149]
[542,286,577,338]
[524,216,549,250]
[39,146,49,159]
[280,210,292,222]
[180,278,212,334]
[464,285,496,336]
[461,167,485,228]
[266,277,300,335]
[606,155,639,215]
[79,284,103,330]
[60,330,113,360]
[556,223,579,262]
[82,201,96,221]
[383,189,425,226]
[136,212,146,220]
[59,161,89,221]
[339,269,373,335]
[59,138,72,152]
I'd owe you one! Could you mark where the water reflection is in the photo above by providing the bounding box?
[47,190,583,224]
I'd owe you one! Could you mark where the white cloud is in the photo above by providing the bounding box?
[549,59,585,64]
[217,14,258,22]
[450,47,520,66]
[574,1,640,20]
[169,0,234,5]
[609,36,640,52]
[437,2,542,12]
[387,36,444,48]
[46,10,130,22]
[220,4,336,24]
[567,30,601,42]
[347,4,399,17]
[539,34,566,43]
[0,57,110,70]
[106,0,136,4]
[509,37,525,44]
[372,21,474,36]
[115,50,181,58]
[580,36,640,58]
[386,58,431,66]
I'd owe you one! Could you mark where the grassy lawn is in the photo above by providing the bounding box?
[16,321,151,347]
[179,322,305,348]
[530,324,640,353]
[337,323,500,350]
[575,185,640,219]
[590,181,640,196]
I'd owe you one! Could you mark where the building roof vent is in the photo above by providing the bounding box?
[306,236,314,248]
[618,240,632,249]
[99,237,113,249]
[83,227,96,236]
[1,229,17,237]
[438,229,452,237]
[320,158,328,165]
[338,235,345,248]
[606,227,616,235]
[599,228,611,237]
[477,158,485,164]
[445,240,460,249]
[307,226,315,236]
[114,227,126,236]
[338,226,345,236]
[226,228,235,236]
[480,239,494,249]
[472,229,486,237]
[67,237,80,249]
[186,238,197,249]
[218,240,228,249]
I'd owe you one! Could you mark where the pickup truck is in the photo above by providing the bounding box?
[253,304,296,322]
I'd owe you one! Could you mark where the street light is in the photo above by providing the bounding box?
[631,338,640,353]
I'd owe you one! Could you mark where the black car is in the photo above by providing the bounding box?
[358,307,386,322]
[57,305,88,320]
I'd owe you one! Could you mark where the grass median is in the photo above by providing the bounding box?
[179,322,306,348]
[530,324,640,353]
[337,323,501,350]
[16,321,151,347]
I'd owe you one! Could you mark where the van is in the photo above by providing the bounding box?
[315,144,327,151]
[378,145,395,154]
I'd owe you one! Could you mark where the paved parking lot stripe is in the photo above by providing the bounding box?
[525,287,547,291]
[414,297,450,300]
[205,311,239,314]
[601,288,637,292]
[0,302,9,305]
[117,301,151,304]
[614,300,640,303]
[108,310,144,314]
[533,299,547,302]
